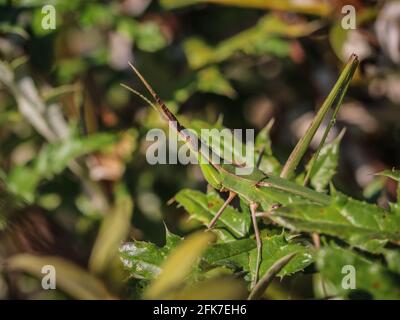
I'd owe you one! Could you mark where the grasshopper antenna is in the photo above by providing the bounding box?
[126,61,224,169]
[120,83,158,112]
[128,62,159,104]
[128,61,179,125]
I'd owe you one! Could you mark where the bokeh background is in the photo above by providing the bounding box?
[0,0,400,299]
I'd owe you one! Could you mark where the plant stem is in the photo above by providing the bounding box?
[280,54,359,180]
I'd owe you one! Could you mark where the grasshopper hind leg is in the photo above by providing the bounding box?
[207,191,237,230]
[250,202,262,289]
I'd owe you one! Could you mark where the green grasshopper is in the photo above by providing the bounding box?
[123,54,359,288]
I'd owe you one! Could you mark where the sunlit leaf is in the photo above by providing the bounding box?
[203,238,256,264]
[203,234,313,283]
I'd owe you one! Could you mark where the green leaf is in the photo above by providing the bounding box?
[203,238,257,265]
[306,130,344,192]
[143,231,215,299]
[183,15,320,69]
[383,249,400,275]
[118,16,167,53]
[203,234,313,282]
[182,38,214,70]
[196,67,236,98]
[136,22,167,53]
[273,194,400,252]
[80,3,113,28]
[35,133,116,176]
[5,166,41,204]
[120,229,182,280]
[172,66,236,104]
[175,189,251,238]
[316,245,400,299]
[247,235,313,280]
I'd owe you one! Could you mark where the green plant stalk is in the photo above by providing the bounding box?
[280,54,359,180]
[303,78,350,187]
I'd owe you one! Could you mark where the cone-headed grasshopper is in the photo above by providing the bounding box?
[123,54,359,288]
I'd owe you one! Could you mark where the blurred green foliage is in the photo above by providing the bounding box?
[0,0,400,300]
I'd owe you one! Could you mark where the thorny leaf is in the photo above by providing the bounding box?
[247,234,313,281]
[273,194,400,253]
[204,234,313,283]
[175,189,251,238]
[143,231,215,299]
[120,229,182,280]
